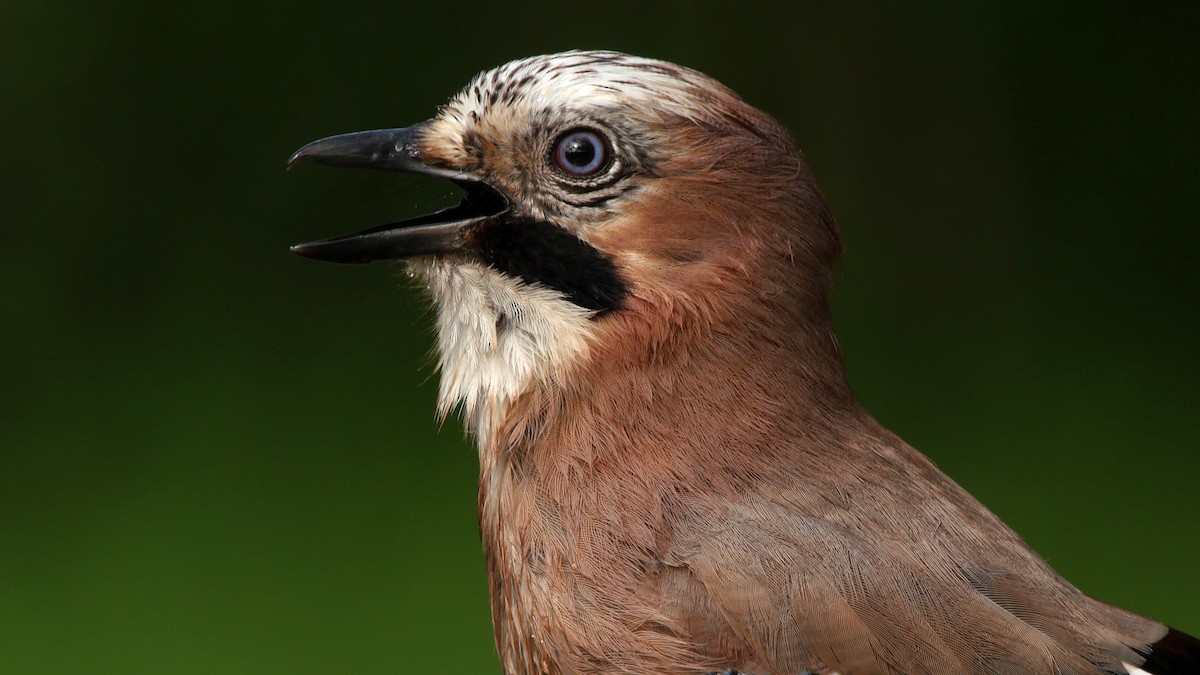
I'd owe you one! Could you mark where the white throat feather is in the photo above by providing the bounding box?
[410,258,596,447]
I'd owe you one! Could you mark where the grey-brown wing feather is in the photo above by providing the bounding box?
[666,493,1167,674]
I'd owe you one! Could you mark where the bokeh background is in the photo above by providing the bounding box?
[3,1,1197,672]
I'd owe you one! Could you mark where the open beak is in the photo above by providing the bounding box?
[287,125,508,263]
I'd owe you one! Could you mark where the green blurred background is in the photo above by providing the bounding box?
[3,1,1197,672]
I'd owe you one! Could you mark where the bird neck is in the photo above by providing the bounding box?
[477,274,863,487]
[468,190,860,483]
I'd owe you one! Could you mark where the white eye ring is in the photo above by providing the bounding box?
[553,129,608,176]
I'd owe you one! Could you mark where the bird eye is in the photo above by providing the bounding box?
[553,129,608,177]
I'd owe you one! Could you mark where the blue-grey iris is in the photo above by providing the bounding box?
[554,129,607,176]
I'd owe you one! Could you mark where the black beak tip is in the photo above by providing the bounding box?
[286,147,310,171]
[289,241,320,259]
[288,237,378,264]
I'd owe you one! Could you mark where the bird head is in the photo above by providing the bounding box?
[290,51,849,440]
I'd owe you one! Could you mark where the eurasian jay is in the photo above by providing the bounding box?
[289,51,1198,675]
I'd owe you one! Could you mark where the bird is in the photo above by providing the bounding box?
[287,51,1198,675]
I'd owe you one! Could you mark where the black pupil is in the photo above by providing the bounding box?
[564,136,596,168]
